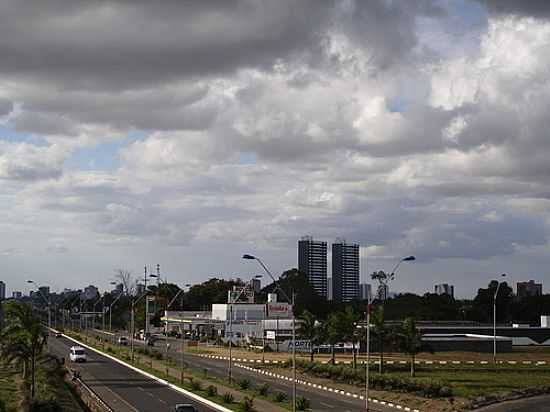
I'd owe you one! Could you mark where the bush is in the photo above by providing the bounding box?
[151,350,163,360]
[272,391,287,402]
[296,396,310,411]
[206,385,217,397]
[190,379,202,391]
[239,396,254,412]
[222,393,234,404]
[29,400,62,412]
[238,378,251,390]
[295,361,452,398]
[256,383,269,396]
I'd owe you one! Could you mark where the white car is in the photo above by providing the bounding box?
[69,346,87,363]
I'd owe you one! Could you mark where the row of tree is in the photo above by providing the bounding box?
[0,301,47,398]
[297,306,428,377]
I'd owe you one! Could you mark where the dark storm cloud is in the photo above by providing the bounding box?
[0,99,13,116]
[0,0,333,90]
[477,0,550,17]
[0,0,444,92]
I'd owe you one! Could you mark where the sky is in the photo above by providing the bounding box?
[2,0,550,299]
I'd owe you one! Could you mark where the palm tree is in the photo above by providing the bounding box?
[371,305,390,374]
[297,310,318,362]
[1,301,47,398]
[325,313,341,365]
[339,307,361,369]
[396,317,430,377]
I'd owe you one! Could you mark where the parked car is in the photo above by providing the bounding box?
[55,331,63,338]
[174,404,197,412]
[69,346,87,363]
[118,336,128,345]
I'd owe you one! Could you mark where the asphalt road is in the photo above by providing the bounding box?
[91,329,393,412]
[475,395,550,412]
[48,334,223,412]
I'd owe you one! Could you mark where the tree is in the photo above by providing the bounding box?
[338,306,361,369]
[325,313,341,365]
[115,268,135,296]
[371,305,391,374]
[0,301,47,398]
[297,310,319,362]
[472,280,514,323]
[184,278,243,310]
[396,317,430,377]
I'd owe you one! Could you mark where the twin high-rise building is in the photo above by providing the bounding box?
[298,236,328,299]
[332,240,360,302]
[298,236,360,303]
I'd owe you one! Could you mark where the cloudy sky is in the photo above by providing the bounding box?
[2,0,550,298]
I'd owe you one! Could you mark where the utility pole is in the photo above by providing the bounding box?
[365,298,372,411]
[228,303,233,383]
[144,266,149,337]
[292,292,296,412]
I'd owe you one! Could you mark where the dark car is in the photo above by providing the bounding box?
[145,337,156,346]
[174,404,197,412]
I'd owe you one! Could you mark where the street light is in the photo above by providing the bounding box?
[108,282,124,336]
[366,254,415,410]
[242,254,291,303]
[131,290,149,362]
[177,284,192,384]
[493,273,507,366]
[27,280,51,339]
[227,273,262,384]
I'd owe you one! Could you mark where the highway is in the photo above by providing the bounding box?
[48,334,224,412]
[91,329,394,412]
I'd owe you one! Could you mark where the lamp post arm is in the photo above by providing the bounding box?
[167,289,184,309]
[108,292,124,311]
[255,256,291,303]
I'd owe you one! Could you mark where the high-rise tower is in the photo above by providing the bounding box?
[332,239,360,302]
[298,236,328,299]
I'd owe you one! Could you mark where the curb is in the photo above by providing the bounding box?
[61,332,233,412]
[195,354,547,367]
[234,363,420,412]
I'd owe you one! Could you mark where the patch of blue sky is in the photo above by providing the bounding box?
[386,96,408,113]
[239,151,257,165]
[0,125,48,146]
[66,130,149,172]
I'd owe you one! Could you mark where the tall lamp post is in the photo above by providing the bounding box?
[493,273,507,366]
[27,280,51,335]
[366,254,415,410]
[227,274,263,384]
[131,290,149,362]
[242,254,295,408]
[162,284,189,377]
[108,282,124,334]
[177,284,191,383]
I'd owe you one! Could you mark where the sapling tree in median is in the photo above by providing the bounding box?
[396,317,431,377]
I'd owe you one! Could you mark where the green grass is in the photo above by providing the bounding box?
[0,364,20,411]
[391,369,550,398]
[34,356,88,412]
